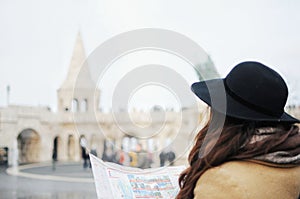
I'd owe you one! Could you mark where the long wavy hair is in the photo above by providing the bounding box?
[176,110,298,199]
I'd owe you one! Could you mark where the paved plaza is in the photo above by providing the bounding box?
[0,162,98,199]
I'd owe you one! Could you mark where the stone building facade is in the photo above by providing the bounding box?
[0,33,219,167]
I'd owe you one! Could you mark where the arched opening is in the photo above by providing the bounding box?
[79,135,88,159]
[68,135,75,160]
[17,129,41,164]
[79,135,90,168]
[89,134,98,157]
[81,99,88,112]
[0,147,8,166]
[71,98,79,112]
[147,138,155,152]
[53,136,62,161]
[90,134,98,149]
[130,137,138,151]
[122,136,130,152]
[102,139,115,162]
[121,136,138,152]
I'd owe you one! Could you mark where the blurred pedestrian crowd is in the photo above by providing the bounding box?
[100,140,176,168]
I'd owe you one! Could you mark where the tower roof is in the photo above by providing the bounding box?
[59,32,96,90]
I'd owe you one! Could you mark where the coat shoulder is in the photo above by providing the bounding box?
[194,161,300,199]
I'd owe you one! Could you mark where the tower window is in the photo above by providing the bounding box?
[81,99,88,112]
[71,99,79,112]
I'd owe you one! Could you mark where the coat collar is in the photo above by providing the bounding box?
[244,159,300,168]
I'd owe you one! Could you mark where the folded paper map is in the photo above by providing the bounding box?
[90,154,185,199]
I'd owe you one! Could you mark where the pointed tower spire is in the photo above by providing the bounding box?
[60,32,94,90]
[57,32,100,113]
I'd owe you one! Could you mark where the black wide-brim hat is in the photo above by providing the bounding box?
[191,61,300,123]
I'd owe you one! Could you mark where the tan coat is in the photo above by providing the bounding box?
[194,160,300,199]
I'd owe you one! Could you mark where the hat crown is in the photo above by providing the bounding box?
[225,62,288,117]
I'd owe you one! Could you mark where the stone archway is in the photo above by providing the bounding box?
[79,135,87,160]
[17,129,41,164]
[68,135,75,160]
[53,136,62,161]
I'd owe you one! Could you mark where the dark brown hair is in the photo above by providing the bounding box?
[176,110,297,199]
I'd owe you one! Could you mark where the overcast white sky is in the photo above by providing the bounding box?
[1,0,300,111]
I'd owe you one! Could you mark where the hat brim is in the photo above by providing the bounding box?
[191,79,300,123]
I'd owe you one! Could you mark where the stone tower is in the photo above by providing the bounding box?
[57,32,100,113]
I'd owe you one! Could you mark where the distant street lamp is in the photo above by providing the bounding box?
[6,85,10,106]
